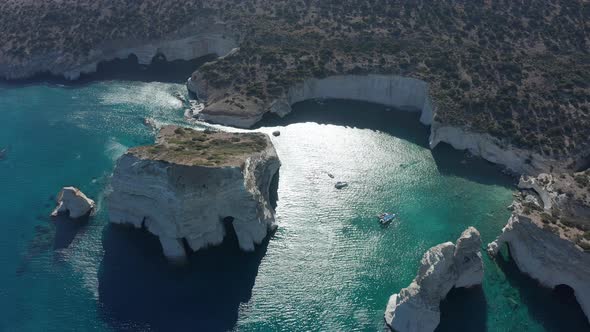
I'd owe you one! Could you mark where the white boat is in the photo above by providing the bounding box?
[378,213,396,224]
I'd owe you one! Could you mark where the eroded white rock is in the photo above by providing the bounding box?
[50,187,96,219]
[107,126,280,262]
[487,211,590,323]
[384,227,484,332]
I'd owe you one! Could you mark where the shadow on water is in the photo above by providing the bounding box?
[436,286,488,332]
[16,211,88,275]
[0,53,216,87]
[495,247,590,332]
[257,99,515,188]
[269,170,280,210]
[53,214,89,250]
[97,223,269,332]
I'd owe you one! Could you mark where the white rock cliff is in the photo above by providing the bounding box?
[384,227,484,332]
[487,212,590,323]
[487,172,590,323]
[189,73,556,174]
[107,126,280,263]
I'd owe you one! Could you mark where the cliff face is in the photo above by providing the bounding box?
[428,125,558,175]
[189,74,434,127]
[384,227,484,332]
[488,171,590,323]
[107,126,280,262]
[488,213,590,322]
[189,73,558,174]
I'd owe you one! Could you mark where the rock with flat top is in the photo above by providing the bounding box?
[108,125,280,263]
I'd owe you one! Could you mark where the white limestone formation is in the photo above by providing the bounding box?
[487,172,590,323]
[189,74,435,127]
[487,212,590,323]
[384,227,484,332]
[107,126,280,263]
[50,187,96,219]
[429,125,556,175]
[189,73,559,174]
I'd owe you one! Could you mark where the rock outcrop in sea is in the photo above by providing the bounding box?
[384,227,484,332]
[50,187,96,219]
[487,171,590,323]
[108,126,280,263]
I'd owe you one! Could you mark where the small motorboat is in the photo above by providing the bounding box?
[335,181,348,189]
[378,213,396,224]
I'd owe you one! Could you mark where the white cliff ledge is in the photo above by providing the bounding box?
[189,74,435,127]
[107,125,280,263]
[384,227,484,332]
[189,73,557,175]
[487,171,590,323]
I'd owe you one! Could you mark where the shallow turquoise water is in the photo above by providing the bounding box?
[0,81,587,332]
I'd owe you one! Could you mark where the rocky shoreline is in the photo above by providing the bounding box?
[487,171,590,323]
[189,72,561,175]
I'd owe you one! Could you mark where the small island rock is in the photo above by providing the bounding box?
[108,126,280,263]
[272,130,281,137]
[50,187,96,219]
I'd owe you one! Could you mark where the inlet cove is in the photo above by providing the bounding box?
[0,80,588,331]
[1,2,589,330]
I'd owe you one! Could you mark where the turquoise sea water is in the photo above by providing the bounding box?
[0,80,588,332]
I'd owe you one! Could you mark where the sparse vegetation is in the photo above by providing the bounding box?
[131,126,269,167]
[1,0,589,163]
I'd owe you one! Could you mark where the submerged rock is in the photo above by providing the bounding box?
[108,125,280,263]
[50,187,96,219]
[384,227,484,332]
[0,147,6,160]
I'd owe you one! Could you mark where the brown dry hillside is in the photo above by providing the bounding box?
[1,0,589,163]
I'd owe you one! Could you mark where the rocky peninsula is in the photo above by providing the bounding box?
[384,227,484,332]
[108,125,280,262]
[487,171,590,322]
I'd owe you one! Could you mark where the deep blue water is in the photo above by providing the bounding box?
[0,80,588,332]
